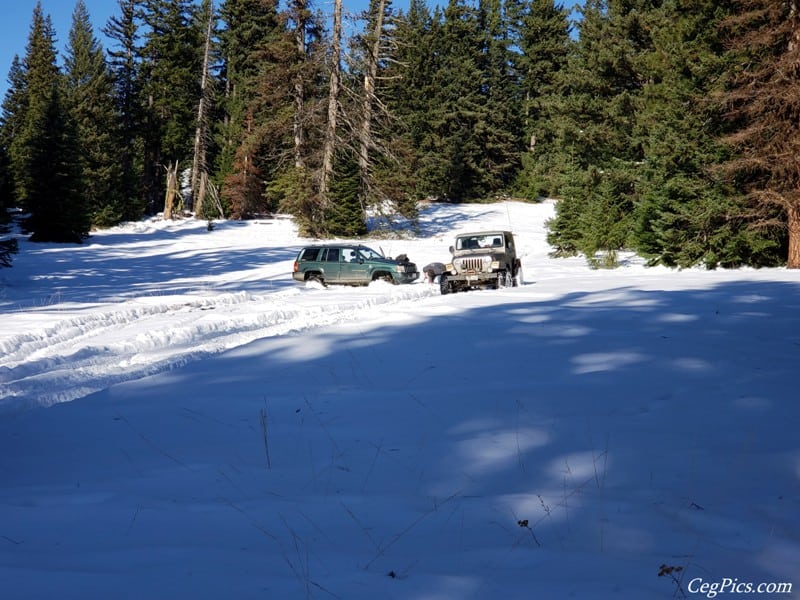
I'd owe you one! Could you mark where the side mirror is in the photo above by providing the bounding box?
[449,246,454,255]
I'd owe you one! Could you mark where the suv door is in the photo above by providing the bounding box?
[336,247,362,284]
[321,247,341,282]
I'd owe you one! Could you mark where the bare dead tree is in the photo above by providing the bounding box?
[292,0,308,169]
[163,161,179,219]
[191,2,215,219]
[358,0,387,201]
[320,0,343,199]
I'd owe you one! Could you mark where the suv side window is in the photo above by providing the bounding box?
[323,248,340,262]
[300,248,321,261]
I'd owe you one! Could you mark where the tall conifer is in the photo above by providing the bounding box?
[139,0,202,214]
[509,0,572,198]
[716,0,800,267]
[64,0,127,227]
[13,3,87,242]
[103,0,146,220]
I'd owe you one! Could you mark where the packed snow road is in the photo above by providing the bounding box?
[0,202,547,413]
[0,282,441,411]
[3,199,798,415]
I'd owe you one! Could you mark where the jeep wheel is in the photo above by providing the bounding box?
[373,272,395,284]
[439,274,450,295]
[307,273,325,286]
[497,270,512,288]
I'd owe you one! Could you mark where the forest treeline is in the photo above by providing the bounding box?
[1,0,799,269]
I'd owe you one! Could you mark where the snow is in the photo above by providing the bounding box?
[1,201,798,599]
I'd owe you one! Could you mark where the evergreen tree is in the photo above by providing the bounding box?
[11,3,87,243]
[217,0,287,218]
[138,0,203,214]
[478,0,525,194]
[0,56,25,206]
[509,0,572,199]
[716,0,800,267]
[381,0,436,201]
[0,134,17,267]
[386,0,524,202]
[424,0,487,200]
[103,0,147,221]
[546,0,653,263]
[64,0,128,228]
[630,0,780,268]
[326,151,368,237]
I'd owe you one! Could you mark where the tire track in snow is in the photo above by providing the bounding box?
[0,283,439,412]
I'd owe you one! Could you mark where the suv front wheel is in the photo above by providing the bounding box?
[372,272,395,284]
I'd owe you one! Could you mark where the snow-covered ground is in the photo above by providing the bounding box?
[0,201,798,599]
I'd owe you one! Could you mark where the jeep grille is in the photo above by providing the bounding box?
[459,258,485,272]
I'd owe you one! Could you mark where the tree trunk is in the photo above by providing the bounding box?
[293,0,307,169]
[788,203,800,268]
[320,0,343,198]
[192,5,214,218]
[789,2,800,268]
[164,161,179,219]
[358,0,386,196]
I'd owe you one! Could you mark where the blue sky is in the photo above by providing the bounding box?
[1,0,581,99]
[0,1,118,96]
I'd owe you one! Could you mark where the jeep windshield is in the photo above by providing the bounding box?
[455,234,504,251]
[357,246,384,260]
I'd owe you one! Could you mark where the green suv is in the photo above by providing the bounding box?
[292,244,420,286]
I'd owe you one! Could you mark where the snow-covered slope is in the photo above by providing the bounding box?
[1,201,798,599]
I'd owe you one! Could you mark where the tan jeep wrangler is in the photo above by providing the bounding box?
[440,231,522,294]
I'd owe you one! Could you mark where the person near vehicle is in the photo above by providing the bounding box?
[423,262,446,284]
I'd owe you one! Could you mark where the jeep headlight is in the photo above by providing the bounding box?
[490,260,500,270]
[395,265,407,273]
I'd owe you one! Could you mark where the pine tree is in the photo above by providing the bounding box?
[478,0,525,194]
[12,3,87,243]
[424,0,487,200]
[0,135,17,267]
[630,0,780,268]
[64,0,128,228]
[0,56,25,206]
[546,0,653,263]
[716,0,800,267]
[139,0,203,215]
[326,151,368,237]
[381,0,436,201]
[217,0,286,218]
[103,0,146,221]
[509,0,572,199]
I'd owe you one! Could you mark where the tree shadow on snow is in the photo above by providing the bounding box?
[217,279,800,593]
[3,279,799,598]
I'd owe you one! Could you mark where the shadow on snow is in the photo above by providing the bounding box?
[2,280,799,599]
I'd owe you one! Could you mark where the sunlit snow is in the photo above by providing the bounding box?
[1,201,798,599]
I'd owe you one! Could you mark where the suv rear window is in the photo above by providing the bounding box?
[323,248,340,262]
[299,247,321,261]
